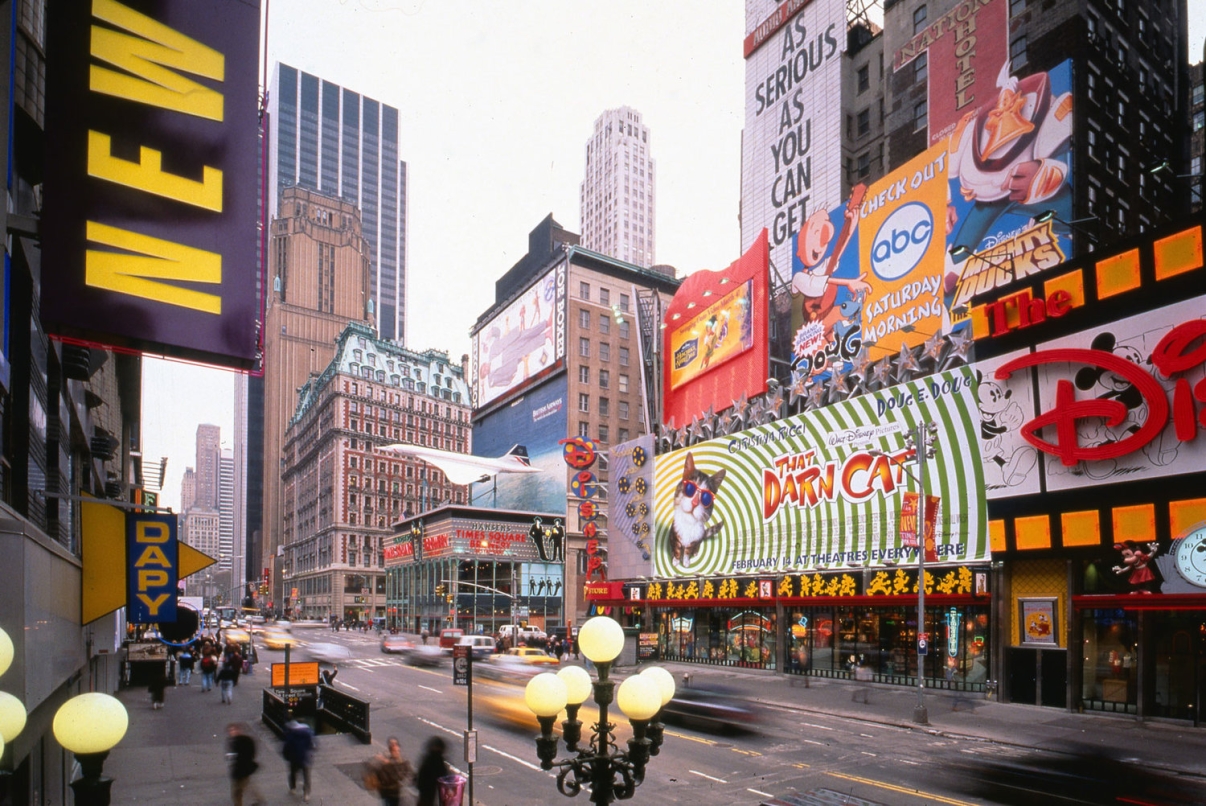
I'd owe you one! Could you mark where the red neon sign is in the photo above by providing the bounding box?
[994,319,1206,466]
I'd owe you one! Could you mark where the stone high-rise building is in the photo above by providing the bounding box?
[261,185,374,606]
[579,107,656,269]
[194,424,221,510]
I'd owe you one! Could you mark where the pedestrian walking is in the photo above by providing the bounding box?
[282,718,316,802]
[226,722,266,806]
[321,665,339,686]
[218,652,241,704]
[148,665,167,710]
[178,646,195,685]
[366,736,416,806]
[200,650,218,691]
[414,736,450,806]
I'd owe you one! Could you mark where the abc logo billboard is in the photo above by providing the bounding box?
[871,202,933,281]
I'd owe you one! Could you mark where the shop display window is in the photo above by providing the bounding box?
[785,604,989,692]
[1080,608,1138,714]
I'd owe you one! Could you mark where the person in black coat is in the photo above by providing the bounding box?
[226,722,266,806]
[414,735,450,806]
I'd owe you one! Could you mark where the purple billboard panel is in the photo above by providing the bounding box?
[41,0,262,369]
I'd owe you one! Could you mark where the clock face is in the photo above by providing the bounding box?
[1174,527,1206,588]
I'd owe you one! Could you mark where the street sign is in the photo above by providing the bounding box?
[917,634,929,656]
[452,645,470,686]
[464,730,477,764]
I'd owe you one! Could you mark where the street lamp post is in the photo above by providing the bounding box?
[524,617,671,804]
[52,692,129,806]
[873,420,938,725]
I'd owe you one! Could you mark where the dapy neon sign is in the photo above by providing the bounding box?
[994,319,1206,466]
[126,513,178,623]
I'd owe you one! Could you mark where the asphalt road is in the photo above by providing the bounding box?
[278,629,1205,806]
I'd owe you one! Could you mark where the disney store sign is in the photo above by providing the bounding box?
[995,318,1206,466]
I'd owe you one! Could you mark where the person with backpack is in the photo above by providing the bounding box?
[200,650,219,692]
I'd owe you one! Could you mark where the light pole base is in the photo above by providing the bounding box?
[913,704,929,724]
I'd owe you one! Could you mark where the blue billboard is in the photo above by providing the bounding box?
[472,377,568,513]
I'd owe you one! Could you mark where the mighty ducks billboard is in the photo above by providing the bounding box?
[652,368,988,578]
[787,59,1075,384]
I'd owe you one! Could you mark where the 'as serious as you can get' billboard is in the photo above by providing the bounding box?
[742,0,846,284]
[652,367,987,579]
[41,0,262,370]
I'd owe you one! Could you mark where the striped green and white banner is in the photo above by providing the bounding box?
[653,367,986,578]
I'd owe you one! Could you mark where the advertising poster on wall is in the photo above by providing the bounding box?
[969,348,1043,499]
[741,0,847,284]
[892,0,1010,147]
[786,60,1076,383]
[607,435,656,580]
[473,267,564,409]
[652,367,986,578]
[669,279,755,390]
[984,295,1206,494]
[471,378,568,514]
[663,231,770,427]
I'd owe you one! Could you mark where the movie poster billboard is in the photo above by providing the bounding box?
[741,0,847,284]
[663,231,770,428]
[608,435,656,580]
[652,367,987,578]
[893,0,1009,147]
[669,279,756,390]
[787,60,1075,383]
[980,296,1206,495]
[41,0,263,370]
[473,266,565,409]
[471,377,568,514]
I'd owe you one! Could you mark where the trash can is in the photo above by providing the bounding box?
[437,774,467,806]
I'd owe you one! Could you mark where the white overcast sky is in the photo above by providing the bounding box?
[142,1,1206,512]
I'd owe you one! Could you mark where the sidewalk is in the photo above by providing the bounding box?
[643,660,1206,778]
[106,671,375,805]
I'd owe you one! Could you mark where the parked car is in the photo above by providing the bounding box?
[381,635,416,654]
[437,628,465,651]
[455,635,496,661]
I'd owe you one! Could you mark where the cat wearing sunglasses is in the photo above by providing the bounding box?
[668,452,726,568]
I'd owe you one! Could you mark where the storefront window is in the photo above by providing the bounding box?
[1080,608,1138,714]
[783,605,988,691]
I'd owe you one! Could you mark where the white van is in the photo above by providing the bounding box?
[456,635,496,660]
[499,624,546,643]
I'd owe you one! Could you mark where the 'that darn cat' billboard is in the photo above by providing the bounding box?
[652,367,987,578]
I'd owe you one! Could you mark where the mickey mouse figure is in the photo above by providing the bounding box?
[1073,332,1179,477]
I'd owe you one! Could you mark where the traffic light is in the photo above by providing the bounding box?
[435,583,446,598]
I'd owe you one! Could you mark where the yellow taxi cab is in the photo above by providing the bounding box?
[261,629,299,650]
[498,646,560,666]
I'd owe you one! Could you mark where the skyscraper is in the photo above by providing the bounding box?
[219,449,234,573]
[579,107,656,269]
[268,63,408,342]
[260,186,374,605]
[194,424,221,510]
